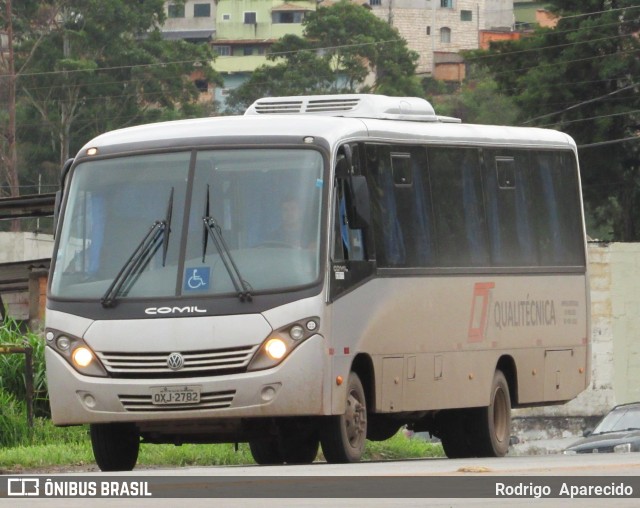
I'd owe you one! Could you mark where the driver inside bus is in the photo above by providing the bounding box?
[271,195,315,249]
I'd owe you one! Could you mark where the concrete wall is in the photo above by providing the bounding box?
[0,233,54,323]
[0,232,54,263]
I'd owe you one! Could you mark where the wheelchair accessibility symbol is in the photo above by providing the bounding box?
[184,267,210,292]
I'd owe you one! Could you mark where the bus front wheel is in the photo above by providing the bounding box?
[90,423,140,471]
[320,372,367,463]
[250,434,319,465]
[249,437,284,465]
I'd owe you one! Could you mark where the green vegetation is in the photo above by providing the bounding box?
[0,420,443,472]
[0,319,49,415]
[2,0,220,210]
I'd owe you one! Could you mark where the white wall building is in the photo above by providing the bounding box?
[369,0,515,75]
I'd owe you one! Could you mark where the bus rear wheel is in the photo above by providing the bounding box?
[439,409,475,458]
[473,370,511,457]
[90,423,140,471]
[320,372,367,463]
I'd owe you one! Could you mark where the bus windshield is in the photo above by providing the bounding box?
[50,148,324,300]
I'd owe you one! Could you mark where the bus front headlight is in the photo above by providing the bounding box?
[264,338,288,360]
[45,329,108,377]
[247,318,320,371]
[72,347,94,368]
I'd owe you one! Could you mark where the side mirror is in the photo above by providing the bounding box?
[583,428,593,437]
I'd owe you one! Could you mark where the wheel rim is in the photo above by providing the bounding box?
[345,387,367,448]
[492,386,509,445]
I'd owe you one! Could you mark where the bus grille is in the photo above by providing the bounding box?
[118,390,235,412]
[95,345,259,379]
[253,97,361,114]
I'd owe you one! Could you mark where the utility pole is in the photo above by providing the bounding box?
[3,0,19,196]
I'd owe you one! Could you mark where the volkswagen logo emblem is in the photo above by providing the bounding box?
[167,352,185,371]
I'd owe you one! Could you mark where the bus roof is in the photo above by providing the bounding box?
[79,100,576,157]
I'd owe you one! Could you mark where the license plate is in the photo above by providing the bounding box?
[150,385,201,405]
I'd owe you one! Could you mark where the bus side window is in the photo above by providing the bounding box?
[483,150,536,266]
[429,147,488,267]
[531,151,585,267]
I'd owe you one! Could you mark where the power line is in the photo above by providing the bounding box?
[538,109,640,128]
[578,136,640,149]
[521,83,638,125]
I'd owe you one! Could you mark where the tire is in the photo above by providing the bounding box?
[439,410,475,459]
[281,434,320,464]
[90,423,139,471]
[473,370,511,457]
[320,372,367,463]
[249,438,284,465]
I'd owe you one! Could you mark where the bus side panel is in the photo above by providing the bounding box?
[329,273,589,414]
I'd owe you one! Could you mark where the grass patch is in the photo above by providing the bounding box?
[0,418,443,471]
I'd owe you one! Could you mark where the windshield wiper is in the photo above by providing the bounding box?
[101,188,174,307]
[202,185,252,302]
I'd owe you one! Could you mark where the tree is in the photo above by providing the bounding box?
[1,0,50,200]
[430,67,521,125]
[226,1,422,113]
[470,1,640,240]
[15,0,220,179]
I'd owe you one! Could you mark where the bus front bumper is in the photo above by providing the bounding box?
[45,335,328,425]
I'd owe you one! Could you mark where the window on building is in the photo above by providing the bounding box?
[214,46,231,56]
[272,11,305,23]
[222,13,231,21]
[370,0,382,6]
[441,0,454,8]
[461,10,472,21]
[194,4,211,18]
[426,26,431,36]
[244,11,257,24]
[243,46,254,56]
[168,3,185,18]
[440,27,451,43]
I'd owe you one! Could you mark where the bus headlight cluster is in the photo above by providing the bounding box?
[45,328,108,377]
[248,318,320,371]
